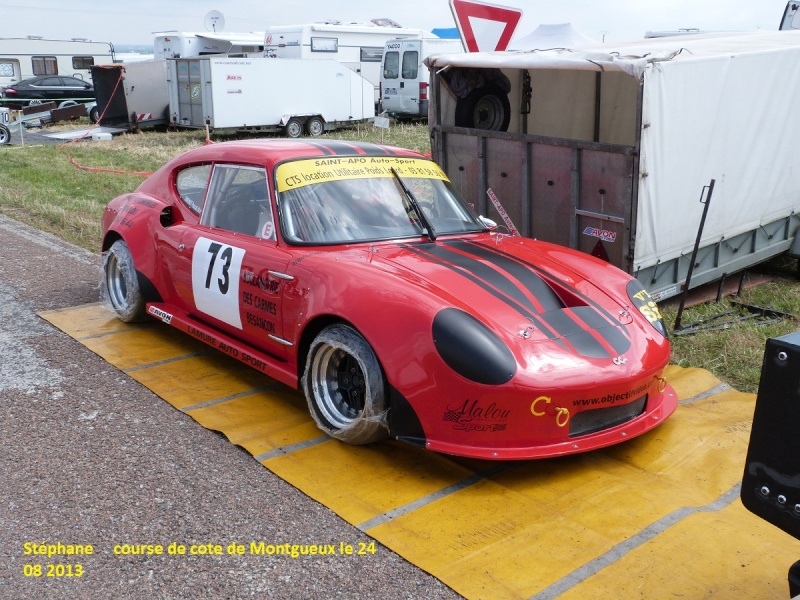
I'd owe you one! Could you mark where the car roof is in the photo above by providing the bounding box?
[172,139,424,165]
[138,139,429,198]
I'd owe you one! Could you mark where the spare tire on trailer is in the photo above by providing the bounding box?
[454,84,511,132]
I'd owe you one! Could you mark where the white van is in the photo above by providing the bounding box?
[380,37,462,119]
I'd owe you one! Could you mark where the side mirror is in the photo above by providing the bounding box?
[478,215,498,230]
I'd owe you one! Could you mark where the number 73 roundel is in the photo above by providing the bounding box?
[191,237,246,329]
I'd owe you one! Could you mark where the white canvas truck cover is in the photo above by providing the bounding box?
[427,30,800,273]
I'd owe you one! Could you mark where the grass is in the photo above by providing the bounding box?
[1,117,798,393]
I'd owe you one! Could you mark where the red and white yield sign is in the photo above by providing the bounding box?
[449,0,523,52]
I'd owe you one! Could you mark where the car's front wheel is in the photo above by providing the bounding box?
[104,239,147,322]
[303,324,389,445]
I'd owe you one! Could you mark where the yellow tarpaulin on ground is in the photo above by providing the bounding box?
[41,303,800,599]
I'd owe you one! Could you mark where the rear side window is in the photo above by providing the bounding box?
[401,51,419,79]
[176,164,212,214]
[383,51,399,79]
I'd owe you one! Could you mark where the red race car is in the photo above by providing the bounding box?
[101,139,676,460]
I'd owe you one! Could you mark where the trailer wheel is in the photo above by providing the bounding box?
[305,116,325,137]
[0,124,10,145]
[89,105,100,123]
[454,84,510,132]
[284,118,304,138]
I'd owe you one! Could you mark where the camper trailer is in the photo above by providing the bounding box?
[0,37,114,90]
[426,31,800,301]
[380,37,463,118]
[154,32,264,60]
[264,20,428,103]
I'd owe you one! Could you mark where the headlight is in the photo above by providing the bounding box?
[626,280,668,338]
[432,308,515,385]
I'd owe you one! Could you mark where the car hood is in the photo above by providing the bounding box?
[370,237,638,362]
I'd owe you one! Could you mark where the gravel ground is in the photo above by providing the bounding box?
[0,215,461,599]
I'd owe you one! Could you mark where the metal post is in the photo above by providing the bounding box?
[674,179,716,331]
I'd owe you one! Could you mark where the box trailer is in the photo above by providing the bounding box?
[426,30,800,301]
[168,56,375,136]
[91,60,170,129]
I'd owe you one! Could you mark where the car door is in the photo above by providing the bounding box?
[59,76,92,100]
[30,76,62,100]
[172,163,292,360]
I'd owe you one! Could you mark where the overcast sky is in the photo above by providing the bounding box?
[0,0,791,46]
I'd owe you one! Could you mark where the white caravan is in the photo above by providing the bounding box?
[0,37,114,89]
[380,37,463,118]
[263,20,428,102]
[153,32,265,60]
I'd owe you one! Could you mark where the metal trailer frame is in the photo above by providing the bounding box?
[428,47,800,301]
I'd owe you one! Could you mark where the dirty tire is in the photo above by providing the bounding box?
[89,105,100,123]
[305,116,325,136]
[104,239,147,322]
[284,118,303,138]
[303,324,389,445]
[454,84,511,131]
[0,125,9,145]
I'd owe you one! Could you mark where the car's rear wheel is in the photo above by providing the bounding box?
[303,324,389,445]
[104,239,147,322]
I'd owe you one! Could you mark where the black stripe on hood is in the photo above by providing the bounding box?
[403,240,632,359]
[459,240,632,357]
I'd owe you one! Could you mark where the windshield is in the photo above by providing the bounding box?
[275,157,486,244]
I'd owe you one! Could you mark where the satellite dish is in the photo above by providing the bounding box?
[204,10,225,32]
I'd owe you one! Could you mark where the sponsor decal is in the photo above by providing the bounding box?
[651,286,678,302]
[486,188,519,236]
[241,269,280,294]
[442,399,510,432]
[275,157,448,192]
[530,395,570,428]
[148,306,173,324]
[572,381,650,408]
[630,288,664,326]
[582,226,617,243]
